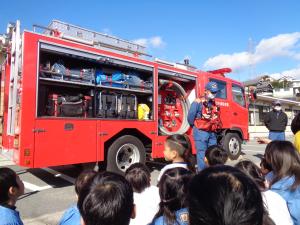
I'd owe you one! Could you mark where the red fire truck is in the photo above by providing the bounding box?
[0,20,248,173]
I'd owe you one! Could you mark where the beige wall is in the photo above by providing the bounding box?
[249,125,293,139]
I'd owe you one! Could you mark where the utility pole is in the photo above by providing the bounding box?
[248,38,257,127]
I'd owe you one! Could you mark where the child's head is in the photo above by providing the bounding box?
[260,157,272,175]
[204,145,228,166]
[165,134,195,172]
[188,165,264,225]
[75,170,96,197]
[291,112,300,135]
[78,171,134,225]
[154,168,192,225]
[235,160,266,190]
[0,167,24,205]
[264,140,300,190]
[125,163,151,193]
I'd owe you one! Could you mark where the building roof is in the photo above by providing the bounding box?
[243,76,265,86]
[256,94,300,106]
[243,75,274,86]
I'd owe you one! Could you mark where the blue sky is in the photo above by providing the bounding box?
[1,0,300,81]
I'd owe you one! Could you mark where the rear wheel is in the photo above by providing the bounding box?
[223,133,242,160]
[107,135,146,174]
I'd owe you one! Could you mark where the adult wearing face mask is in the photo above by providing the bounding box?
[188,82,222,171]
[264,100,288,141]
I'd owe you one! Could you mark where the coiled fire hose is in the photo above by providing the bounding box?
[158,79,191,135]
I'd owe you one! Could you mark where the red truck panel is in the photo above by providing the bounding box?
[34,119,97,167]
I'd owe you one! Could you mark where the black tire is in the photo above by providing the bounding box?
[106,135,146,174]
[223,133,242,160]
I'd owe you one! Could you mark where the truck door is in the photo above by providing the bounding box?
[34,119,97,167]
[209,78,230,128]
[230,84,248,138]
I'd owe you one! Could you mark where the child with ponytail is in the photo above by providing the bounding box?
[157,134,196,183]
[150,168,192,225]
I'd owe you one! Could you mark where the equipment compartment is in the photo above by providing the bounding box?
[37,46,153,120]
[158,70,197,135]
[37,84,94,118]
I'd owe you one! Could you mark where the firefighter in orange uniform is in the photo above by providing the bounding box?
[187,82,221,171]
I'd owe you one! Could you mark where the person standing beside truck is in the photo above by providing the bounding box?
[291,112,300,153]
[187,82,222,171]
[264,100,288,141]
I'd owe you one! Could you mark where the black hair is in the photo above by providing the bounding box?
[235,161,276,225]
[205,145,228,166]
[264,141,300,190]
[152,167,192,225]
[291,112,300,135]
[75,170,96,195]
[188,165,264,225]
[125,163,151,193]
[0,167,19,204]
[260,157,272,172]
[78,172,134,225]
[235,160,265,189]
[166,134,196,173]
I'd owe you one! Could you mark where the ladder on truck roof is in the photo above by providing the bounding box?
[7,20,22,135]
[42,20,151,57]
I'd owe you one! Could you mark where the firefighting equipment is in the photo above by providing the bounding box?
[158,79,190,135]
[194,100,222,132]
[138,104,150,120]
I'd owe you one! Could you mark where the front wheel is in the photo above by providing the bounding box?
[223,133,242,160]
[106,135,146,174]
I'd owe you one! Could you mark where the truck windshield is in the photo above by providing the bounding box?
[210,79,227,99]
[232,85,246,107]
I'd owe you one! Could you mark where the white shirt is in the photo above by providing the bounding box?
[262,190,293,225]
[157,163,188,183]
[130,186,160,225]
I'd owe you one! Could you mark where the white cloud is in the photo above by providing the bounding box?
[133,36,165,48]
[268,67,300,79]
[204,32,300,71]
[150,36,164,48]
[204,52,250,71]
[101,28,112,35]
[254,33,300,62]
[133,38,148,47]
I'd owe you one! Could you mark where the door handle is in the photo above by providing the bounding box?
[99,132,108,136]
[64,123,74,131]
[33,128,46,133]
[233,112,238,116]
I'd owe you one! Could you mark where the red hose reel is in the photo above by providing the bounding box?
[158,89,185,133]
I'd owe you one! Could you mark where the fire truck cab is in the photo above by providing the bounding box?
[0,20,248,174]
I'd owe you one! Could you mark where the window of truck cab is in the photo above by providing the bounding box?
[232,84,246,107]
[209,79,227,99]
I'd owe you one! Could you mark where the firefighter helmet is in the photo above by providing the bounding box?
[205,81,218,93]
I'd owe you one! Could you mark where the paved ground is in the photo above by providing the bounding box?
[0,140,269,225]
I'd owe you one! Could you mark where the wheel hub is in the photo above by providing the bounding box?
[116,143,140,172]
[229,137,240,155]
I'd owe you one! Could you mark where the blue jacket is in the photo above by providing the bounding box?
[0,205,23,225]
[59,205,81,225]
[149,208,189,225]
[188,102,203,141]
[187,102,202,127]
[271,176,300,225]
[265,171,274,183]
